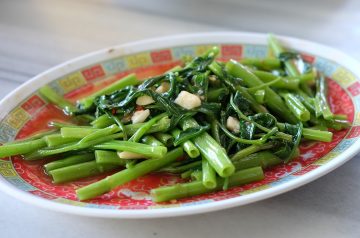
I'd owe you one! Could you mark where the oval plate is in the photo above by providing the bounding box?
[0,32,360,218]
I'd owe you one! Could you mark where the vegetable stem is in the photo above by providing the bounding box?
[50,161,119,183]
[154,133,174,147]
[233,151,282,170]
[240,58,281,70]
[202,158,217,189]
[225,60,298,123]
[39,85,76,113]
[181,118,235,177]
[279,92,310,122]
[0,138,47,158]
[231,143,274,161]
[171,129,200,158]
[76,147,183,200]
[61,117,171,139]
[129,113,167,142]
[95,150,126,166]
[251,70,300,90]
[141,135,165,147]
[315,74,334,120]
[26,133,123,160]
[44,153,95,173]
[151,166,264,202]
[160,160,202,173]
[277,123,333,142]
[191,170,203,181]
[44,134,79,147]
[94,141,167,159]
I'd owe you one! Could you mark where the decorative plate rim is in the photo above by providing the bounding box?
[1,31,360,218]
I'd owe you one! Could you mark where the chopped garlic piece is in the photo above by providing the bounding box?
[117,151,147,159]
[131,109,150,124]
[136,95,155,106]
[209,75,217,82]
[155,82,170,93]
[174,91,201,110]
[226,116,240,133]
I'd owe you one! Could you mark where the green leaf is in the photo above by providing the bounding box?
[273,123,302,162]
[239,120,255,140]
[249,113,277,129]
[173,125,210,146]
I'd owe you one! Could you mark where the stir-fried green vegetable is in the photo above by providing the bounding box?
[0,34,350,202]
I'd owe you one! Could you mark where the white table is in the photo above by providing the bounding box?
[1,0,360,237]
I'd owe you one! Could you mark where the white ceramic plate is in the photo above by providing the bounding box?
[0,32,360,218]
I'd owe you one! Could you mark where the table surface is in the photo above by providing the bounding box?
[1,0,360,237]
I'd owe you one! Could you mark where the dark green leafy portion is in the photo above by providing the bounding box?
[250,113,277,129]
[278,52,312,75]
[272,123,302,162]
[180,52,218,79]
[173,125,210,146]
[72,52,221,130]
[238,120,255,140]
[232,91,253,116]
[207,87,229,102]
[193,102,221,117]
[278,52,299,62]
[187,71,210,100]
[145,90,194,128]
